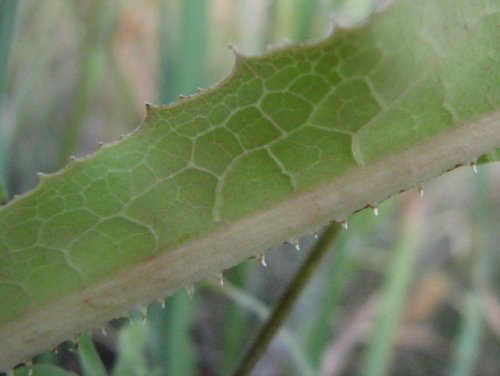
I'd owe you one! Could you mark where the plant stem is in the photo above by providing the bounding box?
[232,223,342,376]
[203,279,315,376]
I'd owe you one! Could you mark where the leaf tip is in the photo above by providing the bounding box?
[144,101,157,121]
[228,43,245,65]
[36,172,49,183]
[144,101,152,110]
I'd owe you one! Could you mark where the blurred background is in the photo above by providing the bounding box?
[1,0,499,375]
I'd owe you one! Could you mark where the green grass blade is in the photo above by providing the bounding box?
[218,263,252,376]
[112,323,153,376]
[449,166,495,376]
[0,0,17,111]
[159,0,209,103]
[58,1,115,165]
[147,292,196,376]
[449,292,483,376]
[360,199,422,376]
[77,332,108,376]
[294,0,320,42]
[0,0,18,191]
[302,227,352,364]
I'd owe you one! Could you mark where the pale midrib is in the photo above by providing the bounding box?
[0,111,499,371]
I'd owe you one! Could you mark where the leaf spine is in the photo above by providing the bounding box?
[228,43,245,65]
[36,172,49,182]
[187,284,195,299]
[417,185,424,198]
[158,298,166,309]
[138,306,147,323]
[470,161,478,174]
[289,239,301,251]
[259,254,268,267]
[216,272,224,287]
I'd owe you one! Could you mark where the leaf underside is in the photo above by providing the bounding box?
[0,0,499,370]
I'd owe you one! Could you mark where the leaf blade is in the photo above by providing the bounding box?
[0,0,499,369]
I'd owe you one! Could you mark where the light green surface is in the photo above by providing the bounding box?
[0,0,498,329]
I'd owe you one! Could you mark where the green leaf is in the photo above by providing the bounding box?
[0,0,499,370]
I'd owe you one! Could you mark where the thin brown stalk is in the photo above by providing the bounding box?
[232,223,342,376]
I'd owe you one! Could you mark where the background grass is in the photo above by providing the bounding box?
[1,1,499,375]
